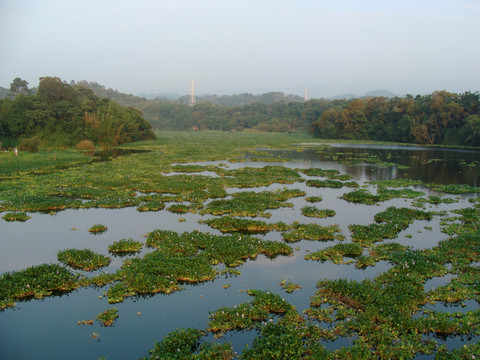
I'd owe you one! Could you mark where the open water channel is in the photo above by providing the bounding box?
[0,144,479,359]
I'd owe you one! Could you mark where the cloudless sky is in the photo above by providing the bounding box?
[1,0,479,97]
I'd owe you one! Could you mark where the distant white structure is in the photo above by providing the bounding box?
[190,79,196,106]
[304,88,308,102]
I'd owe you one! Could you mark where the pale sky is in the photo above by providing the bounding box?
[1,0,479,97]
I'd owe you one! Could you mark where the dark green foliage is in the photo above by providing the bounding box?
[57,249,111,271]
[141,328,235,360]
[242,320,329,359]
[18,136,41,153]
[0,264,79,309]
[0,76,155,147]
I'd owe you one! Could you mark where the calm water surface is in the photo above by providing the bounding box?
[1,144,479,359]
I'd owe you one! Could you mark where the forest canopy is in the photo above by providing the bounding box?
[0,77,156,148]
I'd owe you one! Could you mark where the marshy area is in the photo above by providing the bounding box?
[0,131,479,359]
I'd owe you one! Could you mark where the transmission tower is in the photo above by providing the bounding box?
[189,79,196,106]
[304,88,308,102]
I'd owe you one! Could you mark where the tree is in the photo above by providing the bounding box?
[459,115,480,146]
[9,77,30,97]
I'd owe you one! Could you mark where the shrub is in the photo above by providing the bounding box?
[18,136,41,153]
[75,139,95,151]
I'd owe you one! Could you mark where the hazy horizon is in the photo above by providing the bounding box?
[1,0,479,98]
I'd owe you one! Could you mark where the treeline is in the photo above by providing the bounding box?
[136,91,480,146]
[177,92,304,106]
[0,77,155,148]
[76,81,480,147]
[310,91,480,146]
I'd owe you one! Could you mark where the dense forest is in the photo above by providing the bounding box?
[0,77,155,148]
[1,77,479,148]
[76,82,480,146]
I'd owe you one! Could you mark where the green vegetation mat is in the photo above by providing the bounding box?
[0,131,479,358]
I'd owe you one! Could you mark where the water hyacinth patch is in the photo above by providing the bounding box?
[341,187,424,205]
[2,212,31,222]
[201,216,288,234]
[306,179,358,189]
[106,230,293,303]
[301,206,336,218]
[207,289,294,333]
[282,223,343,243]
[167,203,190,214]
[305,195,323,203]
[299,167,352,180]
[57,249,111,271]
[305,242,364,264]
[200,189,304,218]
[0,264,79,309]
[146,229,293,266]
[141,328,235,360]
[108,238,142,255]
[349,207,432,245]
[280,279,302,293]
[136,201,166,212]
[88,224,108,234]
[96,307,119,327]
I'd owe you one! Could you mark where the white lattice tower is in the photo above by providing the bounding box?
[190,79,196,106]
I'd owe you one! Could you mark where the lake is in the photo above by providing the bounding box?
[0,143,479,359]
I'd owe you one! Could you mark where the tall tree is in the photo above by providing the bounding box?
[9,77,30,97]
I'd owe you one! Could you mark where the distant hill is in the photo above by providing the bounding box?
[364,89,396,98]
[329,93,356,100]
[0,86,10,99]
[76,81,147,107]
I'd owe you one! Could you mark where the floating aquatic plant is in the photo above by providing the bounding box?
[305,196,323,203]
[201,216,288,234]
[57,249,111,271]
[349,207,432,245]
[282,223,343,243]
[306,179,358,188]
[141,328,234,360]
[108,238,142,255]
[2,212,31,222]
[305,242,364,264]
[279,279,302,293]
[88,224,108,234]
[301,206,336,218]
[200,189,304,218]
[0,264,79,309]
[96,307,119,327]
